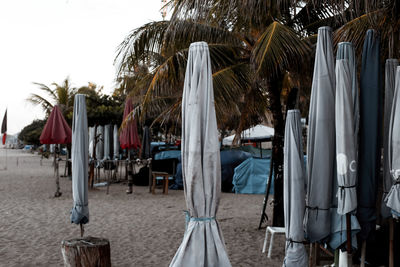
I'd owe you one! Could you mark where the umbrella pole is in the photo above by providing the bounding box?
[389,218,394,267]
[346,213,352,265]
[360,241,366,267]
[80,223,84,237]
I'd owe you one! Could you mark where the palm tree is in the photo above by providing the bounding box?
[115,0,351,226]
[27,77,77,117]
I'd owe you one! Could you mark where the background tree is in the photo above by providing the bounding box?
[18,119,46,146]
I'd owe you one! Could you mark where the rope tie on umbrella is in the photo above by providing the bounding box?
[285,238,304,249]
[306,205,329,219]
[183,210,216,230]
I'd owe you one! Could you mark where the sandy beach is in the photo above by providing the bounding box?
[0,149,285,266]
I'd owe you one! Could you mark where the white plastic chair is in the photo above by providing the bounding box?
[262,226,285,258]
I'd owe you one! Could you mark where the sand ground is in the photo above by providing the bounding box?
[0,149,285,267]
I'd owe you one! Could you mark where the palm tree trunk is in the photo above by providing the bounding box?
[269,75,285,227]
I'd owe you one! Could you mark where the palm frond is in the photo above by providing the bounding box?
[252,21,311,78]
[26,94,54,115]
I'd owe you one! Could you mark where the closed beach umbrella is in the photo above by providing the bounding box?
[382,59,399,218]
[119,98,141,150]
[40,105,71,144]
[95,126,104,160]
[336,42,359,135]
[330,59,360,252]
[283,110,308,267]
[305,26,336,242]
[103,124,111,160]
[141,126,151,159]
[170,42,231,267]
[88,127,95,158]
[113,125,119,159]
[386,66,400,217]
[357,29,381,240]
[70,94,89,225]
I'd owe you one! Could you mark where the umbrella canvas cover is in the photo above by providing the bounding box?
[305,26,336,242]
[113,125,119,159]
[283,110,308,267]
[71,94,89,224]
[40,105,72,144]
[382,59,399,218]
[357,29,381,240]
[386,66,400,217]
[169,42,231,267]
[141,126,151,159]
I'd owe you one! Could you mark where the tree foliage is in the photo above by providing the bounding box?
[18,119,46,146]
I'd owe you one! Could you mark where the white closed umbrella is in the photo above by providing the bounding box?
[113,124,119,159]
[88,127,95,158]
[169,42,231,267]
[70,94,89,232]
[95,125,104,161]
[103,124,111,160]
[283,110,308,267]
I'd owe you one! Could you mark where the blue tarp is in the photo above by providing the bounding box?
[232,157,274,194]
[154,150,181,160]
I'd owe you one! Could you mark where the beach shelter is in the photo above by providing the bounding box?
[283,110,308,267]
[386,66,400,217]
[222,124,274,146]
[119,98,141,150]
[40,105,72,197]
[169,42,231,267]
[140,126,151,159]
[382,59,399,218]
[357,29,381,241]
[305,26,336,242]
[70,94,89,231]
[333,60,360,261]
[113,125,119,159]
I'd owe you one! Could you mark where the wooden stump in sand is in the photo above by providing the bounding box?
[61,236,111,267]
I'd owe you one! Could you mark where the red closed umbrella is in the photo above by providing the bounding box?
[40,105,72,144]
[119,98,141,150]
[40,105,71,197]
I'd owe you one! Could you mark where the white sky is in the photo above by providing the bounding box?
[0,0,164,134]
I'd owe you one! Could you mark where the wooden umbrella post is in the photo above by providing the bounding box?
[346,213,352,265]
[80,223,84,238]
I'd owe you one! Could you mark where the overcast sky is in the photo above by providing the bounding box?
[0,0,164,134]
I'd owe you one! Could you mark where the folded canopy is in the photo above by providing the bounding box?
[120,98,141,150]
[305,26,336,242]
[170,42,231,267]
[40,105,71,144]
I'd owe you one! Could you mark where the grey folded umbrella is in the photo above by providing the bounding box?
[386,66,400,217]
[141,126,151,159]
[357,29,381,240]
[169,42,231,267]
[382,59,399,218]
[103,124,111,160]
[337,42,359,137]
[305,26,336,242]
[70,94,89,224]
[329,59,360,250]
[88,127,95,158]
[283,110,308,267]
[113,124,119,159]
[95,125,104,161]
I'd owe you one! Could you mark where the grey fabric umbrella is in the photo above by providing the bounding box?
[95,125,104,161]
[283,110,308,267]
[169,42,231,267]
[357,29,381,240]
[103,124,111,160]
[88,127,95,158]
[141,126,151,159]
[336,42,359,136]
[113,124,119,159]
[330,59,360,251]
[386,66,400,217]
[305,26,336,242]
[382,59,399,218]
[70,94,89,225]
